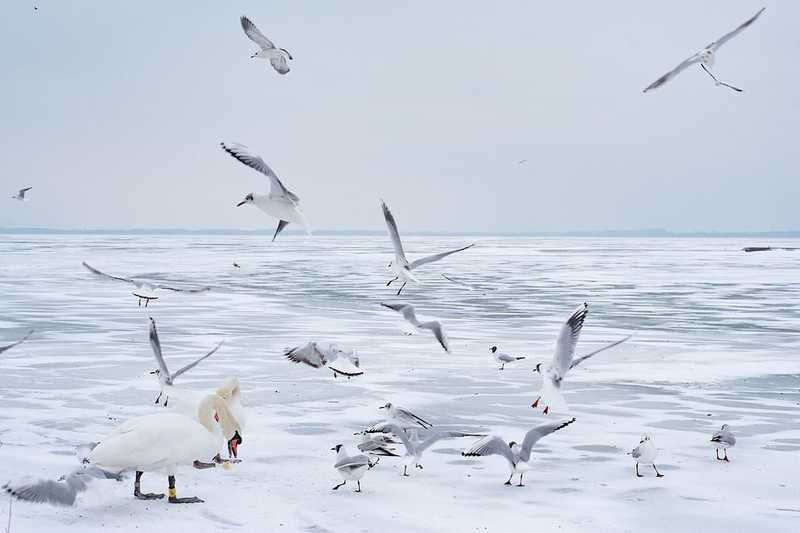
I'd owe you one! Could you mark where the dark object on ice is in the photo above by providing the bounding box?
[743,246,800,252]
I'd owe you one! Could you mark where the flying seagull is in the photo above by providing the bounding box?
[148,317,223,406]
[532,303,631,414]
[220,142,309,241]
[643,7,765,93]
[11,187,32,201]
[381,200,474,295]
[380,302,449,353]
[710,424,736,462]
[82,262,209,306]
[284,342,363,378]
[378,402,433,429]
[462,418,576,486]
[240,15,293,75]
[0,330,34,355]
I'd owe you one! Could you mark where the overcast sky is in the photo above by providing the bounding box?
[0,1,796,232]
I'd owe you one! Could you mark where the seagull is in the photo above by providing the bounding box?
[365,422,479,477]
[462,418,576,486]
[330,444,377,492]
[220,142,309,241]
[233,262,241,268]
[378,402,433,429]
[629,435,664,478]
[531,303,631,414]
[381,200,474,295]
[489,346,525,370]
[380,302,449,353]
[0,330,33,355]
[711,424,736,462]
[11,187,32,201]
[148,318,224,407]
[517,159,527,165]
[283,342,363,378]
[643,7,765,93]
[240,15,293,75]
[356,433,401,458]
[82,262,210,307]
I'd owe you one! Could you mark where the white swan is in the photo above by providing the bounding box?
[4,394,242,506]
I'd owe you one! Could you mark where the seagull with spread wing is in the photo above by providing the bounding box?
[643,7,765,93]
[284,342,363,378]
[82,262,210,306]
[239,15,293,75]
[531,303,631,414]
[381,200,474,295]
[380,302,450,353]
[221,142,309,241]
[11,187,32,201]
[462,418,576,486]
[0,330,34,355]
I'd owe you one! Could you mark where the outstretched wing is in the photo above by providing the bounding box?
[550,303,588,379]
[270,53,290,74]
[409,244,474,270]
[172,340,224,380]
[148,318,171,380]
[155,284,210,294]
[0,329,33,354]
[381,200,407,264]
[220,142,299,203]
[284,342,330,368]
[240,15,275,50]
[643,53,702,92]
[3,466,119,507]
[365,422,414,452]
[395,407,433,429]
[417,430,480,453]
[708,7,766,51]
[420,321,449,353]
[569,335,631,370]
[380,302,417,323]
[462,436,515,467]
[518,418,576,462]
[82,261,136,285]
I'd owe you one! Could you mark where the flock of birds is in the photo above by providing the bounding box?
[2,6,760,507]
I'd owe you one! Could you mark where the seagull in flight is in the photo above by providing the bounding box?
[531,303,631,414]
[381,200,473,295]
[240,15,293,75]
[380,302,449,353]
[82,262,210,307]
[643,7,765,93]
[11,187,32,201]
[221,142,309,242]
[0,330,34,355]
[462,418,576,486]
[284,342,363,378]
[148,318,224,407]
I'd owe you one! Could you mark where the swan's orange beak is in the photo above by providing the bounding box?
[228,431,243,459]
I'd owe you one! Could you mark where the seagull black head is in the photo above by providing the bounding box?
[490,346,497,353]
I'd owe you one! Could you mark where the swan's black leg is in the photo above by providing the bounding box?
[133,471,164,500]
[167,475,203,503]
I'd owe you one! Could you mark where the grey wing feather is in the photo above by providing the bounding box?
[708,7,765,51]
[395,407,433,429]
[148,318,172,380]
[380,302,417,323]
[518,418,576,462]
[631,446,642,459]
[0,329,33,354]
[82,261,136,285]
[270,54,290,74]
[240,16,275,50]
[335,454,370,469]
[284,342,329,368]
[3,466,116,506]
[421,321,449,353]
[172,340,224,380]
[409,244,474,269]
[551,303,588,378]
[365,422,413,452]
[156,284,210,294]
[569,335,631,370]
[643,53,701,92]
[416,430,478,453]
[462,436,516,467]
[381,201,407,264]
[220,142,299,203]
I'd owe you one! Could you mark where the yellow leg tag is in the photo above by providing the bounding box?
[168,487,177,499]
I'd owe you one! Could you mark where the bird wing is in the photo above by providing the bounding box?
[707,7,766,51]
[643,53,702,92]
[461,436,515,467]
[568,335,631,370]
[240,15,275,50]
[172,340,224,380]
[154,284,210,293]
[19,187,32,195]
[380,302,417,323]
[420,321,449,353]
[0,329,33,354]
[82,261,136,285]
[270,54,290,74]
[631,445,642,459]
[550,303,589,378]
[148,318,172,380]
[334,454,370,469]
[518,418,576,462]
[395,407,433,429]
[409,244,474,270]
[416,430,479,453]
[220,142,300,203]
[381,200,408,265]
[3,466,117,506]
[364,422,414,452]
[284,342,330,368]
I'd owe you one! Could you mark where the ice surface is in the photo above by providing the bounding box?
[0,235,799,532]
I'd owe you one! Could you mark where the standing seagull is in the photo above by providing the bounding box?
[11,187,32,201]
[284,342,363,378]
[629,436,664,478]
[240,16,293,75]
[643,7,765,93]
[220,142,309,241]
[490,346,525,370]
[710,424,736,462]
[378,402,433,429]
[532,303,631,414]
[330,445,376,492]
[148,318,224,407]
[381,200,473,295]
[462,418,576,486]
[0,330,33,355]
[380,302,449,353]
[82,262,210,307]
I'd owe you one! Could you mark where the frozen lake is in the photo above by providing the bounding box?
[1,234,799,532]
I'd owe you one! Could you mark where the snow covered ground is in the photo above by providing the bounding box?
[1,235,798,532]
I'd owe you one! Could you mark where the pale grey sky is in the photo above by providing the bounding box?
[1,1,796,232]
